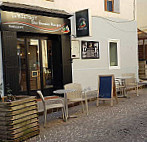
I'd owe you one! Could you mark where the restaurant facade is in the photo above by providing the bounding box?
[0,0,138,96]
[0,2,73,96]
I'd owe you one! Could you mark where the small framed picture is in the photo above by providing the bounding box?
[81,41,99,59]
[32,71,38,77]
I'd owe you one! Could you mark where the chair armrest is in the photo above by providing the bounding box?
[45,98,65,105]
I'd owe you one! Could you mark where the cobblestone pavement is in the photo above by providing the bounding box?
[27,88,147,142]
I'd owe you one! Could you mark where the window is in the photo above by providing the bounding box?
[109,41,119,68]
[105,0,114,12]
[104,0,120,13]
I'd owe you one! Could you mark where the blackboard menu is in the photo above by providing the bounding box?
[81,41,99,59]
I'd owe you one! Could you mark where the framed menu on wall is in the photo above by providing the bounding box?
[81,41,99,59]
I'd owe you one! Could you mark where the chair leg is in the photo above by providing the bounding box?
[97,98,99,107]
[61,108,65,120]
[136,85,139,96]
[63,106,67,121]
[85,100,88,115]
[81,101,85,113]
[66,103,69,119]
[44,110,47,127]
[115,96,118,104]
[110,98,113,106]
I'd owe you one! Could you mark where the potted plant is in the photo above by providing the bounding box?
[0,84,40,141]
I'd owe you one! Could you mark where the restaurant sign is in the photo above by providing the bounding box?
[75,9,90,37]
[1,11,71,35]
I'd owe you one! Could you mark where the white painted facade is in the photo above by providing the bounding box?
[0,0,138,91]
[1,0,135,20]
[71,16,138,89]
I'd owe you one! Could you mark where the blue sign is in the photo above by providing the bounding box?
[99,76,113,98]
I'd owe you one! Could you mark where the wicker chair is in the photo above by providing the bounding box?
[64,83,88,118]
[37,91,66,127]
[122,73,139,96]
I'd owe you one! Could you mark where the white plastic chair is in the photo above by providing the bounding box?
[37,91,66,127]
[64,83,88,118]
[115,79,126,97]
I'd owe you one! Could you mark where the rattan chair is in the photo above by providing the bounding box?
[64,83,88,118]
[122,73,139,96]
[37,91,66,127]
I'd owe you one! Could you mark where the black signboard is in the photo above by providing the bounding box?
[1,11,71,35]
[76,9,90,37]
[81,41,99,59]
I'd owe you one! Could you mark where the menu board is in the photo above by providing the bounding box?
[81,41,99,59]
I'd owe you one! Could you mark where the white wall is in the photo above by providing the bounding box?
[2,0,135,20]
[71,17,138,90]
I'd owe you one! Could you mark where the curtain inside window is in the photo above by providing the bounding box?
[107,1,113,11]
[110,42,118,66]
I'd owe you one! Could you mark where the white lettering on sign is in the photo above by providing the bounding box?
[31,20,39,25]
[8,25,24,29]
[51,22,61,27]
[39,20,50,26]
[12,13,37,21]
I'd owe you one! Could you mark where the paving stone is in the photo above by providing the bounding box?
[27,88,147,142]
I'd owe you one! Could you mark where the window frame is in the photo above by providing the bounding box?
[108,39,120,69]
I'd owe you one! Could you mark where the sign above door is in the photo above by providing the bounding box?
[1,11,71,35]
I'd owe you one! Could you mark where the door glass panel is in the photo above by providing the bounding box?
[17,38,27,91]
[28,39,41,90]
[41,40,53,88]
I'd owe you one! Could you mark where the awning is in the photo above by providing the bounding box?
[0,2,72,18]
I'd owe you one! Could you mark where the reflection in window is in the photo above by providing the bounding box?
[17,38,27,91]
[42,40,53,88]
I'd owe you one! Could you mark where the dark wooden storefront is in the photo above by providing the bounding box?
[0,2,72,96]
[138,29,147,79]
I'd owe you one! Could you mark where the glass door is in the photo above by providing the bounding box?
[17,36,54,94]
[28,39,41,90]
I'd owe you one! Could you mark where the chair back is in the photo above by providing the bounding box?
[37,90,45,103]
[122,73,136,86]
[115,79,121,89]
[64,83,82,99]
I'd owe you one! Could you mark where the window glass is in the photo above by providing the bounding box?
[114,0,120,13]
[28,39,41,90]
[17,38,27,91]
[109,42,118,66]
[107,1,113,12]
[42,40,53,89]
[105,0,120,13]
